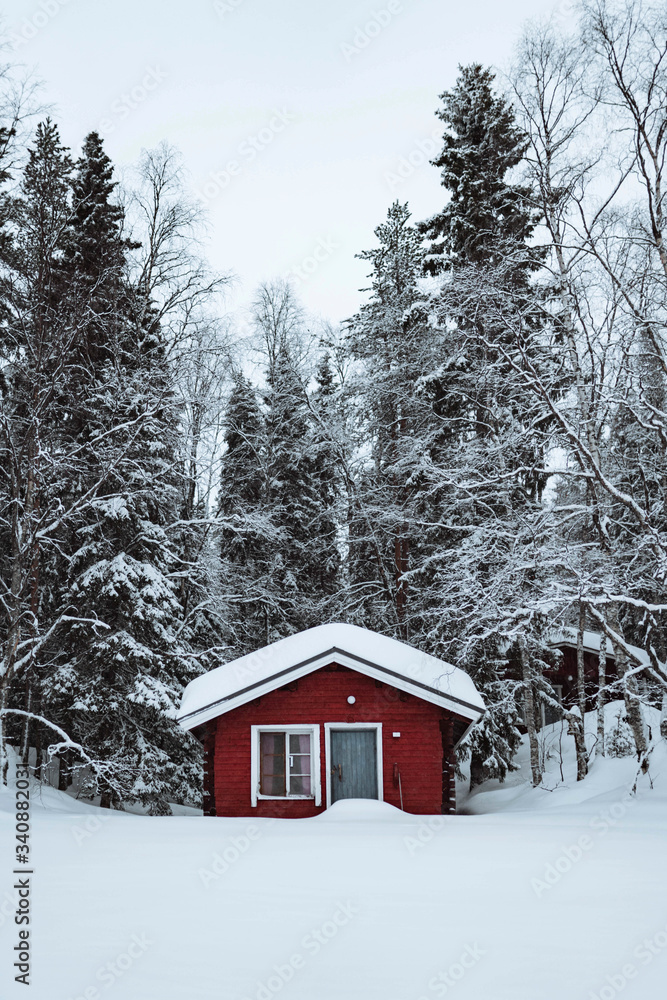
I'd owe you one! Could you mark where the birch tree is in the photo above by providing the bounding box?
[508,1,667,762]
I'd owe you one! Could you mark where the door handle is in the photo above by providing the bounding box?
[331,764,343,781]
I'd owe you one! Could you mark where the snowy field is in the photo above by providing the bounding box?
[1,707,666,1000]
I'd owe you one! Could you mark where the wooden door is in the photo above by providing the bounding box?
[329,729,378,803]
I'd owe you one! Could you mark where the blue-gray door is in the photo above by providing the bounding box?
[329,729,378,803]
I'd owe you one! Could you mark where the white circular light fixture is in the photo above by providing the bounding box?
[347,696,356,705]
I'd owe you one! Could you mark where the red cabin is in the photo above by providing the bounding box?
[178,623,485,817]
[546,628,651,713]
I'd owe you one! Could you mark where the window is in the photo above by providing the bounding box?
[260,731,311,796]
[542,684,563,728]
[251,725,321,806]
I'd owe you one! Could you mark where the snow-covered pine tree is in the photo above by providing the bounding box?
[262,338,338,636]
[414,67,554,787]
[38,132,202,812]
[0,120,75,766]
[420,63,537,280]
[345,201,433,638]
[0,123,13,265]
[308,352,343,604]
[217,369,276,653]
[217,284,343,654]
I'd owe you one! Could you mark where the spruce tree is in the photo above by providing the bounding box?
[308,353,342,604]
[345,201,433,637]
[421,63,538,280]
[217,338,342,654]
[263,342,337,637]
[414,68,553,787]
[39,132,201,811]
[217,370,274,653]
[1,120,74,763]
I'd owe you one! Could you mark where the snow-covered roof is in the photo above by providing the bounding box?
[549,628,649,666]
[178,623,485,731]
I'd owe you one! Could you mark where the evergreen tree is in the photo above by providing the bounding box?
[345,201,434,637]
[1,120,74,763]
[420,63,538,280]
[263,341,338,637]
[217,335,342,653]
[64,131,136,367]
[413,68,554,786]
[36,132,201,811]
[217,370,275,653]
[308,353,343,603]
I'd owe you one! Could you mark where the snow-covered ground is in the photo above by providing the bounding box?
[1,704,666,1000]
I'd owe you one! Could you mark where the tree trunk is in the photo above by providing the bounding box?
[661,691,667,742]
[608,607,647,760]
[623,675,648,761]
[567,709,588,781]
[57,751,72,793]
[469,747,486,790]
[394,533,409,639]
[576,602,586,722]
[520,638,542,787]
[0,681,8,786]
[597,632,606,758]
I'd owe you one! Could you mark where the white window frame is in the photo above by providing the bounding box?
[541,684,564,729]
[324,722,383,807]
[250,724,321,808]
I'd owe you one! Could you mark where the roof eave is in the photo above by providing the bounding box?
[178,646,485,732]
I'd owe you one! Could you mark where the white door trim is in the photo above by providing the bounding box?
[324,722,383,807]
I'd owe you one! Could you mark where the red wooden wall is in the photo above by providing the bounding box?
[203,663,465,817]
[548,646,617,709]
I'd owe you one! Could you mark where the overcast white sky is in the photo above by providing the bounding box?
[4,0,573,325]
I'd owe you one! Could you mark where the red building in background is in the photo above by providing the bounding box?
[546,628,652,712]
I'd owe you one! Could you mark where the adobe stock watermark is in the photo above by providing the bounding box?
[417,943,486,998]
[0,887,19,930]
[214,0,246,15]
[98,67,168,136]
[9,0,74,51]
[241,900,359,1000]
[531,787,636,897]
[588,920,667,1000]
[198,824,264,887]
[385,129,442,192]
[71,811,113,847]
[231,644,278,683]
[194,109,295,204]
[404,815,447,856]
[340,2,403,63]
[553,0,576,26]
[65,933,153,1000]
[287,236,340,285]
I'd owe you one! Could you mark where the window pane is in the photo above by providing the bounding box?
[288,733,311,795]
[261,772,286,796]
[289,733,310,754]
[290,774,312,796]
[260,732,285,796]
[262,732,285,755]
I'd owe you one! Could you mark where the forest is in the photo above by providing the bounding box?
[1,0,666,813]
